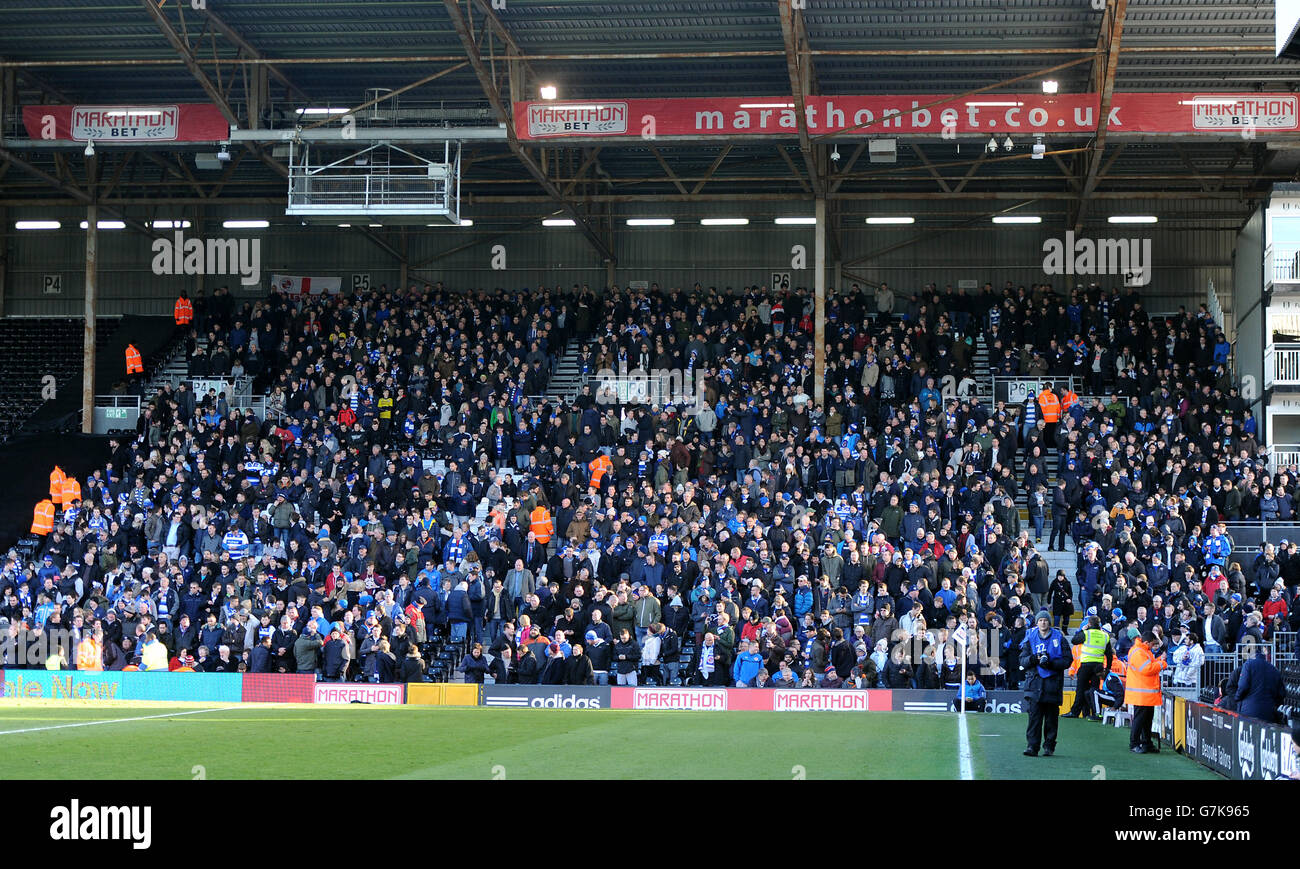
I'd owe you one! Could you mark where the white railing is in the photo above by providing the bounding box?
[1265,342,1300,387]
[1266,244,1300,286]
[1207,278,1225,331]
[1270,443,1300,474]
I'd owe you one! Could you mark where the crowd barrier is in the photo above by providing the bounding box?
[1161,694,1297,781]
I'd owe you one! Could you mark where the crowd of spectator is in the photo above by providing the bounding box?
[0,278,1295,722]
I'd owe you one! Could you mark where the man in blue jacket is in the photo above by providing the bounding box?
[732,639,764,687]
[1019,609,1072,757]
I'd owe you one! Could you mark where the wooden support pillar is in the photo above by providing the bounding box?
[814,196,826,407]
[82,202,97,434]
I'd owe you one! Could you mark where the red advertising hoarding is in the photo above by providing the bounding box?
[241,673,316,704]
[515,93,1299,140]
[22,104,230,142]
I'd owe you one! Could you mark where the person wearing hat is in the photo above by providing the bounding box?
[1018,609,1071,757]
[1124,628,1167,753]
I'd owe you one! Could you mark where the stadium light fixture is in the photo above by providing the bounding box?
[79,220,125,230]
[775,217,817,225]
[865,216,915,225]
[700,218,749,226]
[295,107,349,115]
[15,220,60,230]
[542,218,577,227]
[222,220,269,229]
[1108,215,1158,224]
[427,220,474,227]
[1042,80,1059,94]
[150,220,192,230]
[626,218,675,226]
[539,85,558,100]
[991,215,1042,224]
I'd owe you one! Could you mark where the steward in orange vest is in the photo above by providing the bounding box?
[125,343,143,375]
[77,636,103,671]
[1124,631,1167,753]
[174,293,194,325]
[588,453,613,492]
[1060,388,1079,414]
[61,476,81,508]
[529,505,554,545]
[49,466,66,505]
[1037,387,1061,423]
[31,499,55,535]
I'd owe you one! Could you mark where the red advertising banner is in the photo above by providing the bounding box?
[22,104,230,142]
[515,93,1299,140]
[241,673,316,704]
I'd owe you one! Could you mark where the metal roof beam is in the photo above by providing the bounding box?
[778,0,822,198]
[1075,0,1130,233]
[196,5,311,104]
[442,0,615,264]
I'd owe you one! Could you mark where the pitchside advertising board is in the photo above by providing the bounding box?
[313,683,405,704]
[479,687,1045,712]
[1181,699,1296,781]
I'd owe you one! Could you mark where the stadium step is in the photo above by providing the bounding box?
[544,338,588,401]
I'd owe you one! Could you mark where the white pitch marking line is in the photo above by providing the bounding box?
[0,705,241,736]
[957,712,974,781]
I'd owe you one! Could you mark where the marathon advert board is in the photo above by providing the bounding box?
[312,683,406,705]
[514,93,1300,141]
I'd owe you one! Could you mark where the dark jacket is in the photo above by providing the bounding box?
[401,655,426,683]
[565,652,596,685]
[516,650,540,684]
[322,637,345,679]
[1019,627,1071,705]
[1235,654,1285,723]
[460,651,488,683]
[612,639,641,675]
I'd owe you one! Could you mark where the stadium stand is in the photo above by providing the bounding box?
[0,318,120,442]
[0,279,1295,726]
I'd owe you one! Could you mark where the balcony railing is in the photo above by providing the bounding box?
[1266,244,1300,286]
[1270,443,1300,473]
[1265,342,1300,387]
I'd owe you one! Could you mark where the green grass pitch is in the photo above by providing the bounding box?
[0,704,1220,780]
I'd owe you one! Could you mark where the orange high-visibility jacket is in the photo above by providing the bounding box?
[125,344,143,375]
[1068,643,1082,677]
[76,637,103,671]
[31,499,55,535]
[1123,638,1166,707]
[174,296,193,325]
[61,476,81,506]
[589,454,614,490]
[1061,389,1079,413]
[49,467,66,505]
[1038,389,1061,423]
[529,506,554,545]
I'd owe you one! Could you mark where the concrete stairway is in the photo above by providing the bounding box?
[544,338,587,401]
